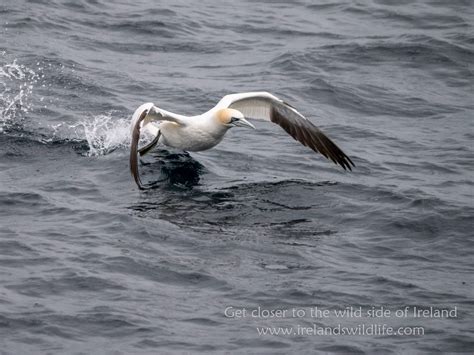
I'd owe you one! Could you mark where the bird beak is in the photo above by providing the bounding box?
[233,118,255,129]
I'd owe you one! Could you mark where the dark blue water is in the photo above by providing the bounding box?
[1,0,473,353]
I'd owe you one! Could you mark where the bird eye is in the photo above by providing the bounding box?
[230,117,239,123]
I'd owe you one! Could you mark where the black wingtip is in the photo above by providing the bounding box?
[130,109,149,190]
[138,132,161,157]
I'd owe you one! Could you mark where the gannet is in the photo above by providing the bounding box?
[130,92,354,189]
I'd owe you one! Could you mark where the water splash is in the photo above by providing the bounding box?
[0,59,39,130]
[0,56,140,157]
[70,113,133,156]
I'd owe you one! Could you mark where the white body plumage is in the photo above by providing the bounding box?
[129,92,354,189]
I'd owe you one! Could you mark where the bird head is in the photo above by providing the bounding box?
[216,108,255,129]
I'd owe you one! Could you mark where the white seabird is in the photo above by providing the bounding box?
[130,91,354,189]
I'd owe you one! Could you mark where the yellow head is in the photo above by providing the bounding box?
[215,108,255,129]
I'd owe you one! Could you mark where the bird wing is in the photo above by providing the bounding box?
[218,92,355,170]
[129,102,184,189]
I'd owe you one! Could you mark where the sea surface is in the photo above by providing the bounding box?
[0,0,473,353]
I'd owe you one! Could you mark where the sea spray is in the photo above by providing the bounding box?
[0,59,39,130]
[0,56,141,156]
[70,113,136,156]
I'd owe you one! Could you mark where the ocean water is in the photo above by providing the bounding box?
[0,0,473,353]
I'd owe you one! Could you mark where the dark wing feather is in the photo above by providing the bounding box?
[130,109,148,190]
[138,133,160,157]
[129,103,184,189]
[271,103,354,170]
[229,94,354,170]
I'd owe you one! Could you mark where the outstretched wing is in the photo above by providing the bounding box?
[129,103,184,190]
[218,92,354,170]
